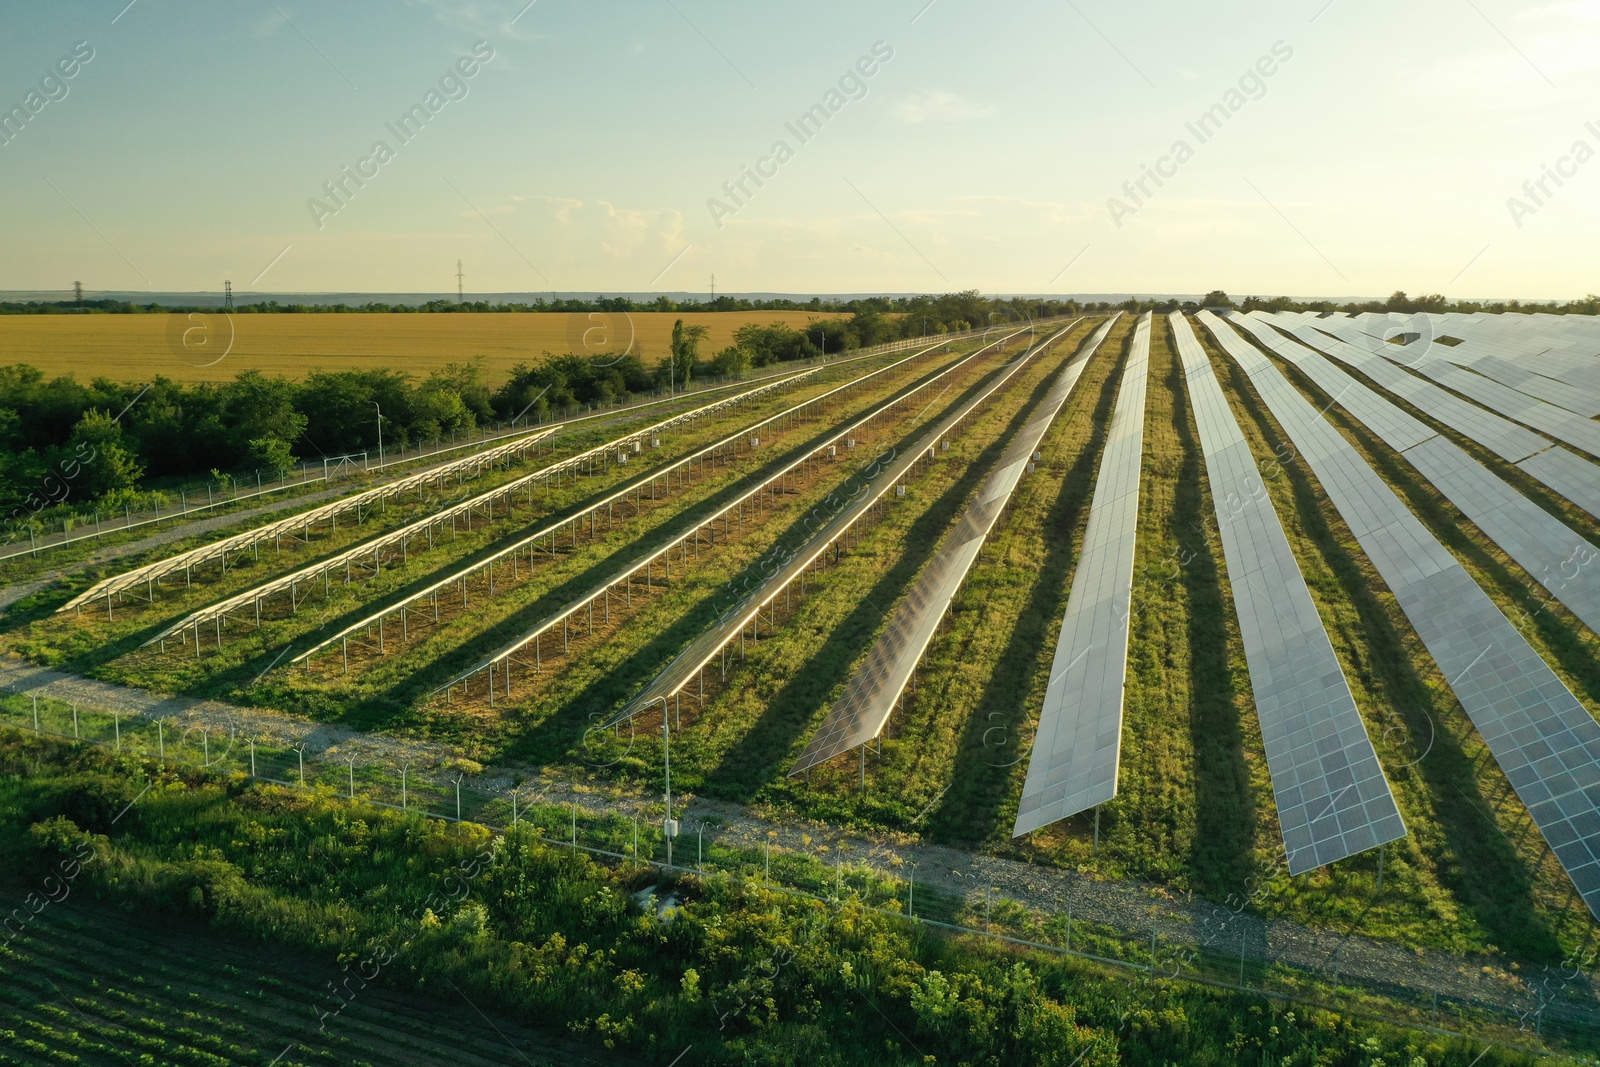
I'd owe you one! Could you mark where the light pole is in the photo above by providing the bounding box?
[371,401,384,468]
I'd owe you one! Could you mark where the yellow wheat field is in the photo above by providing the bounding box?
[0,311,833,383]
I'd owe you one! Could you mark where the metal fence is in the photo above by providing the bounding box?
[2,691,1595,1061]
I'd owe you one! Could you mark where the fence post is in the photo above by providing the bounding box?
[32,695,39,732]
[571,803,577,848]
[71,703,79,739]
[249,738,255,777]
[113,711,120,751]
[158,721,165,758]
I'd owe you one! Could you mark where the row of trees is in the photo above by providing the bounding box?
[0,294,1065,518]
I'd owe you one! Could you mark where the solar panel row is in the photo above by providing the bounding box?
[1199,311,1600,918]
[1172,313,1405,874]
[1012,313,1152,835]
[791,315,1118,776]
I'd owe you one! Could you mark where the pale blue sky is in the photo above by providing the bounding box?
[2,0,1599,299]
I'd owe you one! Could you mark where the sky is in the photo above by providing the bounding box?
[2,0,1599,300]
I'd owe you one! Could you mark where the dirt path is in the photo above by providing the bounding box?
[2,654,1589,1035]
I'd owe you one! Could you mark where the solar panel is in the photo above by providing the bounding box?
[1171,314,1404,873]
[1518,446,1600,523]
[1200,311,1600,919]
[1228,313,1600,636]
[1013,313,1151,835]
[791,316,1118,776]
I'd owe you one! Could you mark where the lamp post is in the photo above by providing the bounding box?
[371,401,384,468]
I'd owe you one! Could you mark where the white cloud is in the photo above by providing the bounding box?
[891,90,996,124]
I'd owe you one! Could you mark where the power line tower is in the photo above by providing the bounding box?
[73,281,83,306]
[456,260,465,303]
[710,273,715,302]
[224,280,233,309]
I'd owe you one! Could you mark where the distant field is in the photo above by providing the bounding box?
[0,310,829,383]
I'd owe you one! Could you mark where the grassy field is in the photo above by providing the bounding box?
[0,311,830,383]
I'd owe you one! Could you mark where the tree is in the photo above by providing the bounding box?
[710,346,752,379]
[218,371,307,468]
[1201,290,1233,308]
[66,408,144,499]
[247,435,296,474]
[668,320,708,390]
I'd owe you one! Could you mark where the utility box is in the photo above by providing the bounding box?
[651,437,661,449]
[846,438,856,449]
[632,440,642,453]
[896,484,907,498]
[750,436,760,448]
[618,452,629,465]
[663,818,679,838]
[827,445,837,458]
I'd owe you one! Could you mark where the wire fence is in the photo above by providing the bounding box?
[2,691,1596,1061]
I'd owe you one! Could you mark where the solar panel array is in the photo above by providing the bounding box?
[1171,313,1405,874]
[1011,314,1151,834]
[604,324,1071,728]
[791,315,1117,776]
[60,425,560,612]
[146,367,832,650]
[1229,313,1600,637]
[1199,311,1600,918]
[292,338,968,672]
[1347,312,1600,416]
[1264,313,1548,462]
[1324,320,1600,459]
[1263,312,1600,523]
[419,332,1034,698]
